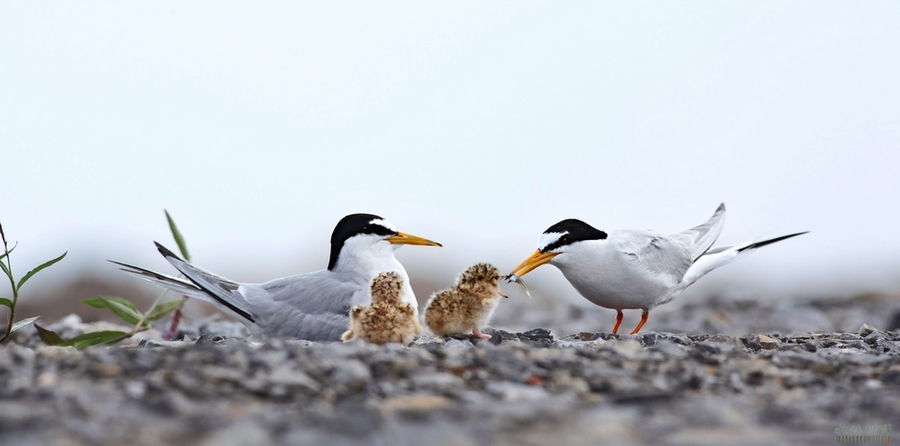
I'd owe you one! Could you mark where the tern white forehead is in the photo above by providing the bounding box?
[538,232,566,252]
[370,218,397,233]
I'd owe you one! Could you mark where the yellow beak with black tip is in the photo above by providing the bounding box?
[509,250,558,277]
[386,232,442,247]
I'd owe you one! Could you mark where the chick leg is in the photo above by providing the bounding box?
[630,310,649,335]
[612,310,624,334]
[472,328,492,339]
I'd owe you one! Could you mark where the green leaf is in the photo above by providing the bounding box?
[35,324,70,346]
[0,261,11,285]
[81,297,110,309]
[146,298,186,321]
[165,210,191,262]
[82,295,138,311]
[68,330,129,349]
[10,316,39,333]
[98,296,144,326]
[82,296,145,326]
[16,252,67,290]
[0,242,17,262]
[0,298,12,308]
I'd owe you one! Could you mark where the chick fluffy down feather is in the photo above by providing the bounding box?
[342,271,422,345]
[424,263,504,336]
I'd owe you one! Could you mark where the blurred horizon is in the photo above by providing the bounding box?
[2,2,899,318]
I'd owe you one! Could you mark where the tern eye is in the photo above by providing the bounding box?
[362,224,396,237]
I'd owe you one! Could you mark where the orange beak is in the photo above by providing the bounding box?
[385,231,442,247]
[508,250,558,278]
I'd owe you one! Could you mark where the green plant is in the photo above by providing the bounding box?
[0,221,67,344]
[35,295,185,349]
[163,209,191,340]
[34,209,191,349]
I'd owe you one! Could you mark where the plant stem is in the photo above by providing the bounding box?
[0,223,16,343]
[0,289,17,343]
[165,297,188,340]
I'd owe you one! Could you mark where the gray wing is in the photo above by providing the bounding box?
[668,203,726,262]
[240,270,365,342]
[618,230,693,284]
[155,242,362,342]
[154,243,255,320]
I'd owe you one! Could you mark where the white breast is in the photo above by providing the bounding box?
[551,239,677,310]
[337,237,419,311]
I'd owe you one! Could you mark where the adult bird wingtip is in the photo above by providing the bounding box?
[154,241,181,260]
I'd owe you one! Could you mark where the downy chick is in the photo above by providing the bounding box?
[424,263,507,339]
[342,271,422,345]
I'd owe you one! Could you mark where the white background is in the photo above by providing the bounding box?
[2,2,898,306]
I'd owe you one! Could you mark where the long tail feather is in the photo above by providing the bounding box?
[110,260,210,299]
[681,231,808,288]
[736,231,809,252]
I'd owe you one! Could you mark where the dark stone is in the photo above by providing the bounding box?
[745,371,764,386]
[637,332,658,347]
[597,332,622,341]
[692,343,720,355]
[487,329,519,346]
[195,335,228,345]
[517,328,553,342]
[864,333,885,346]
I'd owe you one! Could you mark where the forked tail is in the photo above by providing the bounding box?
[681,231,808,288]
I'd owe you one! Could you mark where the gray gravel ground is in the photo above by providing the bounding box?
[2,293,899,446]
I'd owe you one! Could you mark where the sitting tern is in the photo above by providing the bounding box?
[507,204,806,335]
[112,214,441,341]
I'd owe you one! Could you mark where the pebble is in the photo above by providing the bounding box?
[2,311,900,445]
[858,324,878,336]
[755,334,779,350]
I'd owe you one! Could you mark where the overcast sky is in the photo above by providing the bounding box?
[2,2,899,305]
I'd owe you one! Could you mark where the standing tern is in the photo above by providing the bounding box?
[507,204,806,335]
[111,213,441,341]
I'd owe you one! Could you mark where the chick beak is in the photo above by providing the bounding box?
[509,250,558,278]
[385,231,442,247]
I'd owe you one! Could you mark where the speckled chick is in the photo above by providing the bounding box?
[424,263,507,339]
[341,271,422,345]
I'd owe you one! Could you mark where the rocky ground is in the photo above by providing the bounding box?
[1,292,899,446]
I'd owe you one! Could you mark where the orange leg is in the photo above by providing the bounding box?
[472,328,492,339]
[630,310,649,335]
[611,309,624,334]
